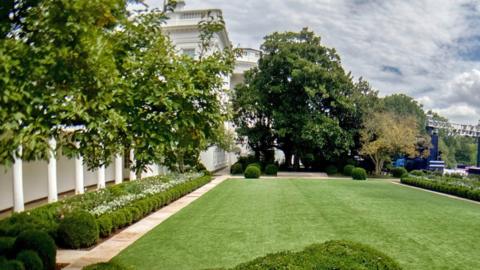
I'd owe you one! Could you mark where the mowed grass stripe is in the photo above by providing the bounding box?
[114,179,480,270]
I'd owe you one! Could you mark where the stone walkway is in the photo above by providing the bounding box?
[59,174,231,270]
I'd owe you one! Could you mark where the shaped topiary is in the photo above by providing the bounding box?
[352,168,367,180]
[244,166,261,179]
[57,211,99,249]
[16,250,43,270]
[343,165,355,176]
[13,230,56,270]
[265,164,278,176]
[230,163,243,175]
[96,215,113,238]
[391,167,408,178]
[0,260,25,270]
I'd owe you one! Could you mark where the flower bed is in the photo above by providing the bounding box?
[401,174,480,202]
[0,172,212,250]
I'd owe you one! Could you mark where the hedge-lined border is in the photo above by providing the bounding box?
[95,175,212,238]
[400,176,480,202]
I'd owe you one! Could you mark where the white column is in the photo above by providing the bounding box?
[129,149,137,180]
[74,145,84,195]
[97,165,106,189]
[115,154,123,184]
[13,146,24,212]
[47,138,58,203]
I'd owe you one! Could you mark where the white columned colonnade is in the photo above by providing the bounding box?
[10,141,136,213]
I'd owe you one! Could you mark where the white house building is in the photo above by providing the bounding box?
[0,1,259,213]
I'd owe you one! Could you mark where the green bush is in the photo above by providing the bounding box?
[352,167,367,180]
[0,237,15,257]
[224,240,401,270]
[410,170,425,177]
[248,163,262,172]
[401,176,480,202]
[325,165,338,175]
[244,166,261,179]
[391,167,408,178]
[265,164,278,176]
[97,215,113,238]
[230,163,243,175]
[16,250,43,270]
[58,211,99,249]
[343,164,355,176]
[0,260,25,270]
[83,262,129,270]
[0,211,58,238]
[13,230,56,270]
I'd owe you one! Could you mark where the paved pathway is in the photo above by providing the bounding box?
[60,174,231,270]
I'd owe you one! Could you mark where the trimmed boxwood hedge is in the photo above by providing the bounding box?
[352,167,367,180]
[244,166,261,179]
[0,260,25,270]
[401,176,480,202]
[16,250,43,270]
[230,163,243,175]
[391,167,408,178]
[210,240,401,270]
[343,164,355,176]
[265,164,278,176]
[58,211,99,249]
[13,230,56,270]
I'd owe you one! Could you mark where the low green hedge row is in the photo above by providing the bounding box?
[0,174,212,250]
[210,240,401,270]
[401,176,480,202]
[93,175,213,244]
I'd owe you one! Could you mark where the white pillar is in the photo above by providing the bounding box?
[129,149,137,180]
[97,165,106,189]
[47,138,58,203]
[115,154,123,184]
[74,146,84,195]
[13,146,24,212]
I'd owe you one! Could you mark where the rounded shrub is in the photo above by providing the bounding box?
[230,163,243,175]
[325,165,338,175]
[111,210,127,230]
[57,211,99,249]
[391,167,408,178]
[244,166,261,179]
[343,165,355,176]
[265,164,278,176]
[247,163,262,172]
[13,230,56,270]
[96,215,113,238]
[228,240,401,270]
[16,250,43,270]
[1,260,25,270]
[0,237,16,257]
[352,168,367,180]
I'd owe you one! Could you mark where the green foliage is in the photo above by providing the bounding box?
[382,94,427,133]
[221,240,401,270]
[401,176,480,202]
[58,211,99,249]
[343,164,355,176]
[391,167,408,178]
[248,163,262,171]
[0,260,25,270]
[83,262,129,270]
[352,168,368,180]
[410,170,425,177]
[0,237,15,257]
[97,215,113,238]
[16,250,43,270]
[233,28,364,169]
[230,163,243,175]
[244,166,261,179]
[265,164,278,176]
[325,165,338,175]
[13,230,56,270]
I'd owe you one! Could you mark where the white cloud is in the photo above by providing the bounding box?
[146,0,480,124]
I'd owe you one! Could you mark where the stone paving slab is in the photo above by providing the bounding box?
[61,174,230,270]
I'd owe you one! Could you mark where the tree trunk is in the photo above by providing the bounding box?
[177,152,185,173]
[293,155,300,171]
[284,150,292,168]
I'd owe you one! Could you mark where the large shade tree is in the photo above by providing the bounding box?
[233,28,363,169]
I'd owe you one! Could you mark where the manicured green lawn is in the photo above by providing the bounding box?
[114,179,480,270]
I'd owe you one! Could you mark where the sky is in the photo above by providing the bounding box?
[146,0,480,124]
